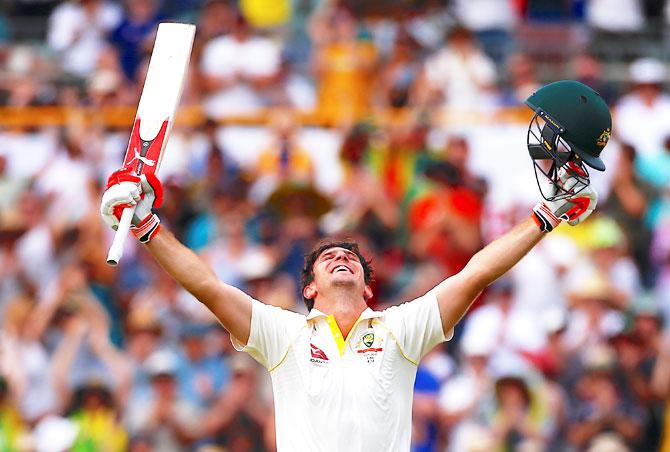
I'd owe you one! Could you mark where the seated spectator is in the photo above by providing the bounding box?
[109,0,164,81]
[373,29,422,110]
[451,0,517,63]
[126,350,202,452]
[489,375,549,450]
[616,58,670,157]
[47,0,122,78]
[200,11,281,119]
[175,323,230,409]
[199,354,272,451]
[417,26,497,111]
[603,144,659,288]
[310,7,378,124]
[66,381,128,451]
[568,368,646,450]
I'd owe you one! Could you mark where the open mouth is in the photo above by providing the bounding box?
[332,265,353,274]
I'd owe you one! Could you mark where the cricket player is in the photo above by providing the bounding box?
[101,81,611,451]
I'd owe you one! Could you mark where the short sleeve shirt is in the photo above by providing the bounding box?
[233,290,450,451]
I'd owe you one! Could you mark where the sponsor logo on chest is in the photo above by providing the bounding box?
[310,343,329,366]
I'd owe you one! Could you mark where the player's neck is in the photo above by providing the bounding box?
[313,291,367,338]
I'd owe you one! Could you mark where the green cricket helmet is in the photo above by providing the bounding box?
[525,80,612,201]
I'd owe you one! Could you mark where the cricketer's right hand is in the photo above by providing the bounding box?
[100,168,164,243]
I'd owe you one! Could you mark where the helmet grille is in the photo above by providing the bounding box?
[527,110,590,201]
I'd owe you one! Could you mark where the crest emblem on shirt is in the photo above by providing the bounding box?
[362,332,374,348]
[356,331,383,364]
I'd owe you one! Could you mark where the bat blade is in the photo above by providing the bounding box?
[106,22,195,266]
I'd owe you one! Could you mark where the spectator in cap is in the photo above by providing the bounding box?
[616,58,670,157]
[489,374,549,451]
[126,349,202,452]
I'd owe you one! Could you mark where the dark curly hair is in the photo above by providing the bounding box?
[300,240,374,311]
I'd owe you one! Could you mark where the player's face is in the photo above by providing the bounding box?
[312,247,365,288]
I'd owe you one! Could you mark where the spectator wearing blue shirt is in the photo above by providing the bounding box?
[109,0,164,81]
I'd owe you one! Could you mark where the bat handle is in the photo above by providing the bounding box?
[106,207,136,266]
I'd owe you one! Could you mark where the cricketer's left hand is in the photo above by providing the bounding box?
[100,168,164,243]
[532,163,597,232]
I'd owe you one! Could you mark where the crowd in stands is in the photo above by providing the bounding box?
[1,0,670,450]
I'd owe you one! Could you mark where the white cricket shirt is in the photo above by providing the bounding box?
[233,290,450,451]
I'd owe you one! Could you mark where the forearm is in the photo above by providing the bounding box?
[464,217,543,287]
[435,217,543,330]
[145,228,252,343]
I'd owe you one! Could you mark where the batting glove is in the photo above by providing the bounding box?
[100,168,164,243]
[532,164,598,233]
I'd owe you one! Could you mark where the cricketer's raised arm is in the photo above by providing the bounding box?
[146,228,253,344]
[101,174,253,345]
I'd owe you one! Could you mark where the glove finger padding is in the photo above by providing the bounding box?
[533,165,598,232]
[566,190,597,226]
[101,181,141,230]
[101,168,164,244]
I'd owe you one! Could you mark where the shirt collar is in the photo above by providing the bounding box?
[306,307,384,322]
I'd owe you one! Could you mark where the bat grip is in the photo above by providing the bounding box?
[106,206,136,266]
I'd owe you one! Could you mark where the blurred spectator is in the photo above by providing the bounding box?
[572,53,617,105]
[310,7,378,124]
[460,278,546,361]
[418,26,497,111]
[500,52,541,106]
[109,0,164,81]
[603,144,658,288]
[451,0,517,63]
[175,323,230,409]
[616,58,670,157]
[373,29,421,110]
[47,0,122,78]
[200,354,272,451]
[126,349,202,452]
[35,126,97,227]
[438,332,495,452]
[489,375,550,450]
[250,110,314,203]
[586,0,645,33]
[406,135,484,274]
[65,381,128,451]
[200,11,281,118]
[567,368,646,450]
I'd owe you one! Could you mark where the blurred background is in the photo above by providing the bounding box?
[1,0,670,450]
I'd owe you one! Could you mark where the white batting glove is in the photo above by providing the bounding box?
[532,165,598,232]
[100,168,163,243]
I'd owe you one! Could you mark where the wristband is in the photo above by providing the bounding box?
[131,214,161,243]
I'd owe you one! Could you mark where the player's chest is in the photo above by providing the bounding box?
[292,321,404,394]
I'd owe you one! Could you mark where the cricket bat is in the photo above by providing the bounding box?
[106,23,195,266]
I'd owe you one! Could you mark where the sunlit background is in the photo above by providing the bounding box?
[1,0,670,450]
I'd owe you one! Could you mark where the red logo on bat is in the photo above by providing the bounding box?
[310,344,328,361]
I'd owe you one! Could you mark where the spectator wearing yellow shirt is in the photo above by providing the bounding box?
[310,7,378,124]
